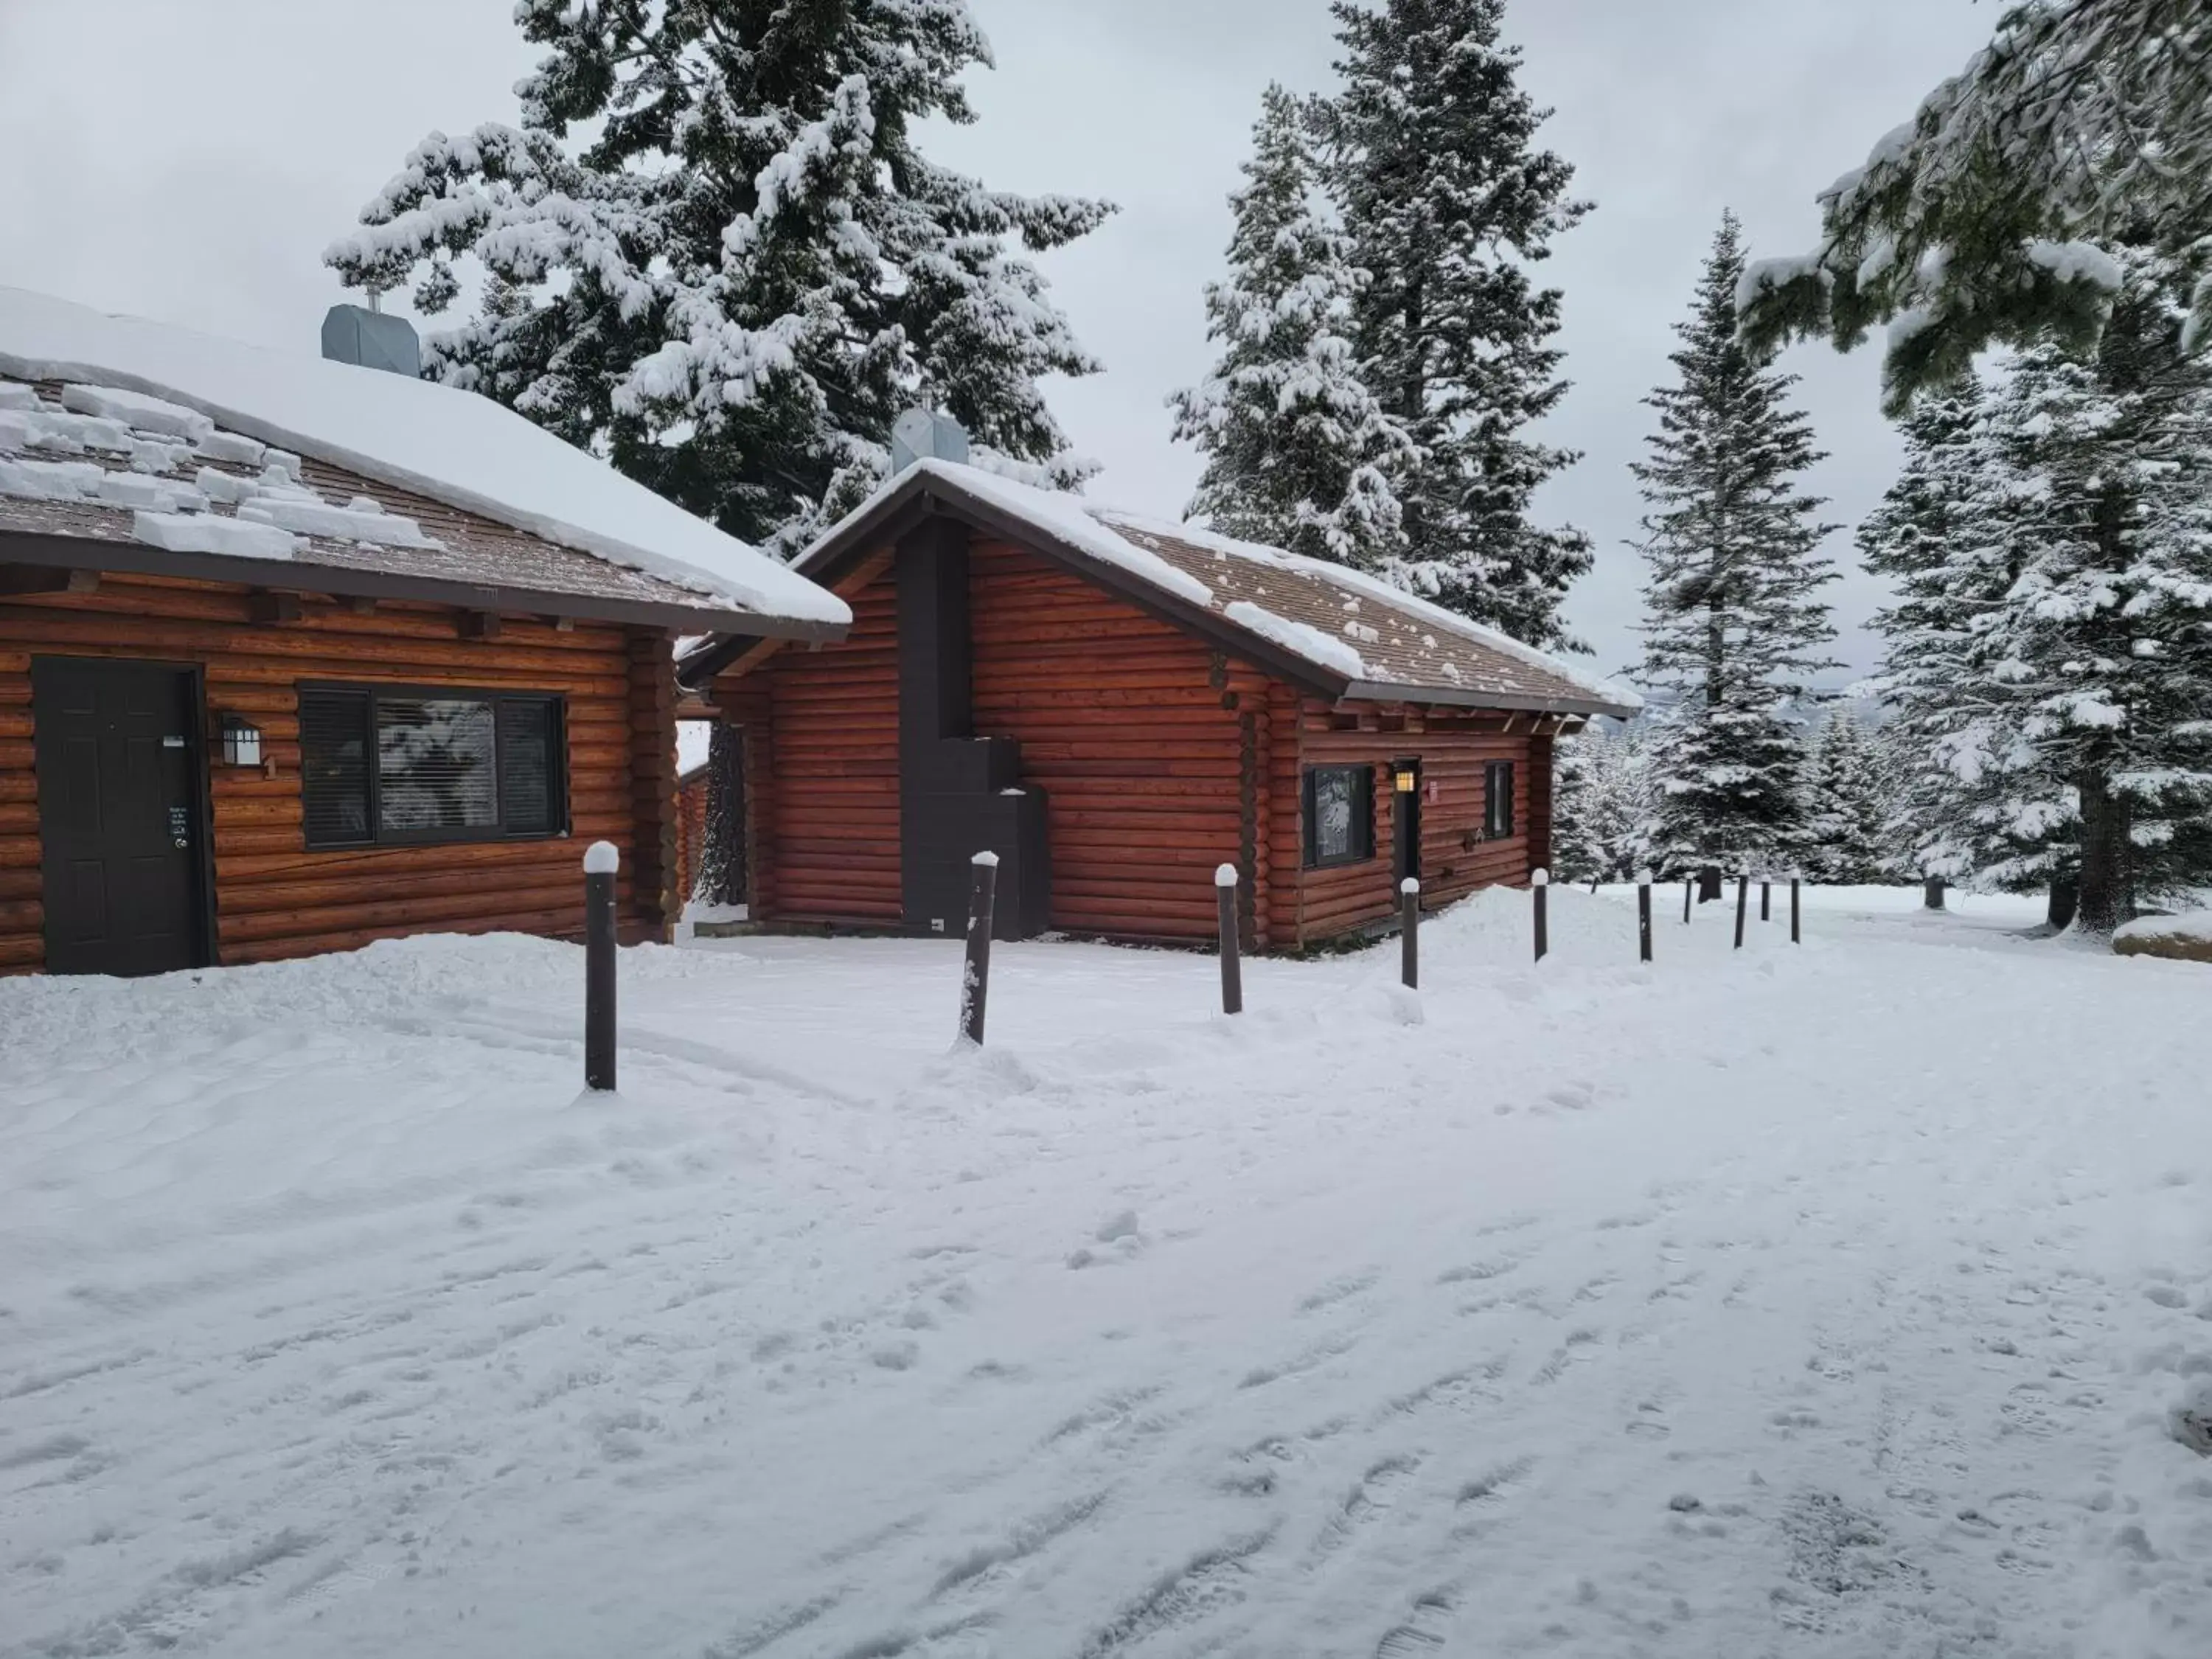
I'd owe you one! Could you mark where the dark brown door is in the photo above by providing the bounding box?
[32,658,208,976]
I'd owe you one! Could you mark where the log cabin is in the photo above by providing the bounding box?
[681,453,1638,952]
[0,288,846,975]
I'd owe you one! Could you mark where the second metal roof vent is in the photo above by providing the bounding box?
[891,406,969,473]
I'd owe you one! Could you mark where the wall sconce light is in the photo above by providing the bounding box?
[219,713,263,768]
[1394,767,1417,794]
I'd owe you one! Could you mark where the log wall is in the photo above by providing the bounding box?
[968,540,1248,944]
[1291,703,1543,947]
[1,571,676,973]
[740,570,901,925]
[709,522,1558,952]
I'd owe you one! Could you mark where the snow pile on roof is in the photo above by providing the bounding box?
[0,287,847,628]
[1,376,440,546]
[1223,599,1367,679]
[132,509,300,560]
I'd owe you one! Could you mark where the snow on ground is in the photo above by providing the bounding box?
[4,889,2211,1658]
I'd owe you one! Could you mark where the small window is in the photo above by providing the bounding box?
[300,683,566,849]
[1485,760,1516,839]
[1302,765,1374,869]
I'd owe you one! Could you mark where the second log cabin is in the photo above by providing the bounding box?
[681,456,1638,952]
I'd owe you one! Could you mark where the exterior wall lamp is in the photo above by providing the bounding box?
[219,713,263,768]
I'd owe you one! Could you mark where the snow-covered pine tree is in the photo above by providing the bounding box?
[1316,0,1593,650]
[1552,722,1660,884]
[1169,85,1414,567]
[1955,240,2212,931]
[1634,213,1840,878]
[1857,378,2075,907]
[1801,713,1891,884]
[324,0,1113,554]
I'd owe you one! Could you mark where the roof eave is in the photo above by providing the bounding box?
[0,529,845,641]
[1340,679,1639,720]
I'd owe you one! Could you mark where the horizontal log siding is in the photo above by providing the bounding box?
[748,571,901,925]
[0,572,669,972]
[968,540,1248,943]
[1294,705,1542,947]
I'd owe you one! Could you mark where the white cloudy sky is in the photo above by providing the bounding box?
[0,0,1997,680]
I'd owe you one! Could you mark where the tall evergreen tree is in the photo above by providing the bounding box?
[1169,86,1414,566]
[1634,213,1840,877]
[325,0,1112,555]
[1866,239,2212,931]
[1858,378,2072,903]
[1956,242,2212,931]
[1317,0,1593,650]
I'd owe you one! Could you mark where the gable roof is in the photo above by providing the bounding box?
[685,459,1638,718]
[0,288,848,638]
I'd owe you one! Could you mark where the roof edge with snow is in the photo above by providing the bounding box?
[684,460,1638,719]
[0,287,849,639]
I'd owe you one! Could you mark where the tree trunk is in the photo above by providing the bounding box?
[2075,765,2128,936]
[2045,874,2079,931]
[698,722,747,908]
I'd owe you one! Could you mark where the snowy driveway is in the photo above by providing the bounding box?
[4,890,2210,1658]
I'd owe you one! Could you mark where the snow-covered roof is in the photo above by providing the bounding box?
[717,459,1638,717]
[0,287,848,635]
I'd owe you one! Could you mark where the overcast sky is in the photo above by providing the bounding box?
[0,0,1998,681]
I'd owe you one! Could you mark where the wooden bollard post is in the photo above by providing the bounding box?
[583,840,619,1091]
[1733,873,1750,950]
[958,852,998,1047]
[1531,866,1550,963]
[1400,877,1420,990]
[1761,877,1772,922]
[1683,877,1693,925]
[1924,876,1947,911]
[1638,871,1654,963]
[1215,862,1242,1016]
[1790,872,1802,945]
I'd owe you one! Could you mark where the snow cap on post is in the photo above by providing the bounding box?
[973,850,1000,868]
[583,841,620,874]
[1400,876,1421,896]
[1215,863,1240,888]
[1531,867,1549,887]
[1639,869,1657,888]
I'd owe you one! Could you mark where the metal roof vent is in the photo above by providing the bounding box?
[321,302,422,378]
[891,406,969,473]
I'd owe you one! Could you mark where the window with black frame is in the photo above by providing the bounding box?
[1485,760,1516,839]
[299,684,567,849]
[1301,765,1374,869]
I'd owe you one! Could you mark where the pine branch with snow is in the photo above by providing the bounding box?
[324,0,1113,556]
[1739,0,2212,410]
[1633,214,1841,877]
